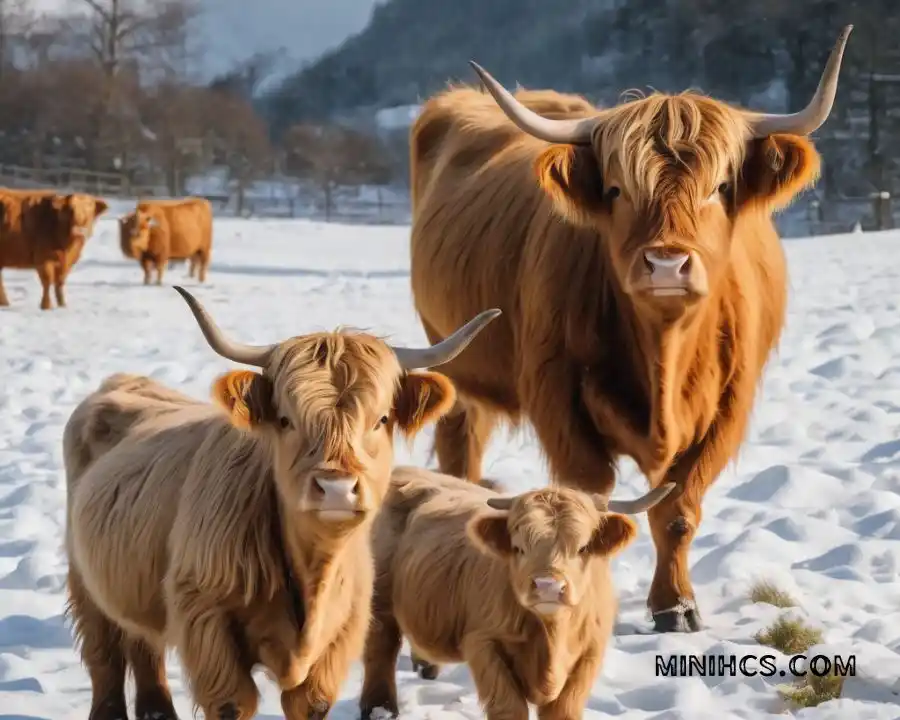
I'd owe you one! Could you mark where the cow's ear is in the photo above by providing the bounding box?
[211,370,276,429]
[393,371,456,437]
[467,512,513,557]
[587,513,638,557]
[94,198,109,216]
[738,134,821,213]
[535,144,607,227]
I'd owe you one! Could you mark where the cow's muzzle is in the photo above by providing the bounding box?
[628,246,709,298]
[309,476,363,521]
[527,574,572,615]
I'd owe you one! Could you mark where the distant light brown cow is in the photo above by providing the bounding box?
[63,287,500,720]
[119,196,213,285]
[408,28,852,633]
[0,188,108,309]
[359,467,674,720]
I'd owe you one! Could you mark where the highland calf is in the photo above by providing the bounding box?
[408,27,853,632]
[119,197,213,285]
[0,188,108,309]
[63,287,500,720]
[360,468,674,720]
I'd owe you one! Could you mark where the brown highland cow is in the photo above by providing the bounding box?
[360,467,674,720]
[119,197,213,285]
[407,27,852,635]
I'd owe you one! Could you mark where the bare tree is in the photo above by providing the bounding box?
[205,89,272,214]
[69,0,202,170]
[282,123,394,220]
[0,0,32,77]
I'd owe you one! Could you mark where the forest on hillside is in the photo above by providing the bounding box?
[0,0,898,230]
[264,0,900,211]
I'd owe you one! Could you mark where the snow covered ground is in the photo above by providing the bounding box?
[1,217,900,719]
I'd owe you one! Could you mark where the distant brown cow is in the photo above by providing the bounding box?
[63,287,501,720]
[359,467,674,719]
[0,188,108,310]
[407,27,852,633]
[119,197,213,285]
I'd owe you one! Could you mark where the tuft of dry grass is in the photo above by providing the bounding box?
[748,580,797,609]
[754,615,823,656]
[779,671,845,708]
[755,610,844,709]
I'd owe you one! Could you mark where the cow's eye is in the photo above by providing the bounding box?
[375,415,389,430]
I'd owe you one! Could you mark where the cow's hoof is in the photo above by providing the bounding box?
[411,655,440,680]
[360,705,398,720]
[88,699,130,720]
[652,599,702,633]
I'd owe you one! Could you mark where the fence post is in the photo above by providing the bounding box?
[872,191,892,231]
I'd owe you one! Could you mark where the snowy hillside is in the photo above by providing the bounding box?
[1,218,900,718]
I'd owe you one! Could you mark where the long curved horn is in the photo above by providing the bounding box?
[469,61,598,145]
[173,286,276,367]
[391,308,502,370]
[747,25,852,138]
[594,483,677,515]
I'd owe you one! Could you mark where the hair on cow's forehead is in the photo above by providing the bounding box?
[508,488,598,548]
[268,332,400,426]
[596,93,749,203]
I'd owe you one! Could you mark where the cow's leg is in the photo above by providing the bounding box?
[520,352,618,496]
[128,638,178,720]
[431,400,497,484]
[646,476,703,633]
[647,412,745,633]
[463,635,529,720]
[0,269,9,306]
[173,596,259,720]
[66,565,130,720]
[36,262,55,310]
[54,262,69,307]
[282,594,370,720]
[197,250,210,283]
[155,258,166,286]
[536,643,603,720]
[141,256,153,285]
[359,580,402,719]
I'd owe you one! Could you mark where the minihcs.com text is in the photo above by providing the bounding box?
[655,653,856,678]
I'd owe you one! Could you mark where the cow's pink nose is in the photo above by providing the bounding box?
[532,576,566,595]
[643,249,691,275]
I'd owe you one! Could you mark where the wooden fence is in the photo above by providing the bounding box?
[0,163,162,197]
[1,161,897,235]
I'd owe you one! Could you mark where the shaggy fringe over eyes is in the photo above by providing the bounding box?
[269,332,400,471]
[596,93,750,209]
[508,489,597,555]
